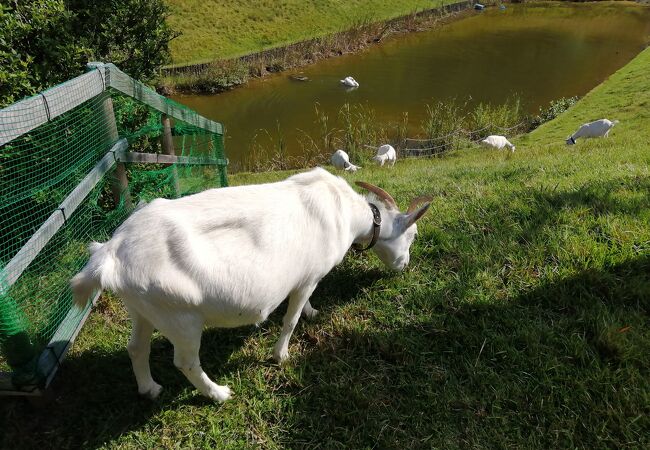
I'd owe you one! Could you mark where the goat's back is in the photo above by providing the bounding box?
[573,119,617,138]
[77,168,359,327]
[480,135,510,149]
[331,150,350,169]
[376,144,396,159]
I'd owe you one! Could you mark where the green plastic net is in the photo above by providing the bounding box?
[0,65,227,392]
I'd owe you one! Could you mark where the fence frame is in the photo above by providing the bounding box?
[0,62,228,395]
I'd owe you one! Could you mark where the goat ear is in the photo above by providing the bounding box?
[407,196,433,214]
[405,202,430,228]
[355,181,398,209]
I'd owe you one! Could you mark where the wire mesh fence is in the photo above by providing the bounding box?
[0,63,228,393]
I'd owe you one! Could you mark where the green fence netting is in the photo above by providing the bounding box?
[0,64,228,392]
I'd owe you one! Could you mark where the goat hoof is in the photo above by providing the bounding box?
[207,385,231,403]
[273,348,289,363]
[140,382,163,400]
[302,308,319,320]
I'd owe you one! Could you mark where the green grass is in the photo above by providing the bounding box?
[165,0,461,65]
[3,44,650,450]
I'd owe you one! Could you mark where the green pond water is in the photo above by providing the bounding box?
[173,2,650,169]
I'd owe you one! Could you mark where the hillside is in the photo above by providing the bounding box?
[165,0,459,65]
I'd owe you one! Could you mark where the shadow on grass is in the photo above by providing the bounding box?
[516,175,650,241]
[1,258,647,448]
[2,175,649,447]
[0,262,385,449]
[283,256,650,448]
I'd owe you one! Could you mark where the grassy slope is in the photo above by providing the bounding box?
[165,0,458,65]
[3,48,650,450]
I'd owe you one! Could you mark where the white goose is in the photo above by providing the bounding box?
[340,76,360,88]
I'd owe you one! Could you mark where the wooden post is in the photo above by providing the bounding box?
[103,96,132,209]
[106,98,132,209]
[161,114,181,197]
[112,158,132,208]
[86,62,132,209]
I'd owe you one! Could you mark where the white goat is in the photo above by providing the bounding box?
[566,119,619,145]
[71,168,430,402]
[480,135,515,152]
[373,144,397,167]
[331,149,361,172]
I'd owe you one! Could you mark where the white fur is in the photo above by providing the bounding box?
[71,168,428,402]
[331,149,360,172]
[566,119,619,145]
[480,135,515,152]
[340,76,359,87]
[373,144,397,167]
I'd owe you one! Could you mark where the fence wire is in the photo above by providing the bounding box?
[0,66,228,391]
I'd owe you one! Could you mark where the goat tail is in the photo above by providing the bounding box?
[70,242,105,309]
[71,270,100,309]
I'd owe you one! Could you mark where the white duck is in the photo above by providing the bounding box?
[340,76,360,88]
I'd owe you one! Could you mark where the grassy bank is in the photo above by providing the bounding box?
[165,0,462,65]
[3,47,650,450]
[159,1,471,95]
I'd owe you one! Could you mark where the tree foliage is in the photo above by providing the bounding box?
[66,0,178,81]
[0,1,84,107]
[0,0,177,108]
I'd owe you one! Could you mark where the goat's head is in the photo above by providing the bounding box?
[566,136,576,145]
[356,182,431,271]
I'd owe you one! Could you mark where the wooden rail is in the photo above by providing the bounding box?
[122,150,228,166]
[0,70,105,147]
[97,63,224,135]
[0,62,224,148]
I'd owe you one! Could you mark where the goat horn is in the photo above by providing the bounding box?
[407,196,433,214]
[355,181,398,209]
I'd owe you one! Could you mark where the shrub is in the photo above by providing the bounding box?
[0,0,176,107]
[530,96,579,130]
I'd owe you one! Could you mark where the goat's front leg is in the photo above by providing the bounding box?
[274,284,317,363]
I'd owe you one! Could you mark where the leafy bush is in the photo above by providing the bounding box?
[0,1,85,107]
[66,0,178,81]
[529,96,579,130]
[0,0,176,107]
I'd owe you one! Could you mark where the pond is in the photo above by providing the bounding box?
[172,2,650,170]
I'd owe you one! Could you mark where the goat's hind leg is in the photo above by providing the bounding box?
[127,311,162,399]
[164,319,231,402]
[301,299,319,320]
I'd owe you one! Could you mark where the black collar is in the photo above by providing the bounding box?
[352,203,381,252]
[570,136,576,144]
